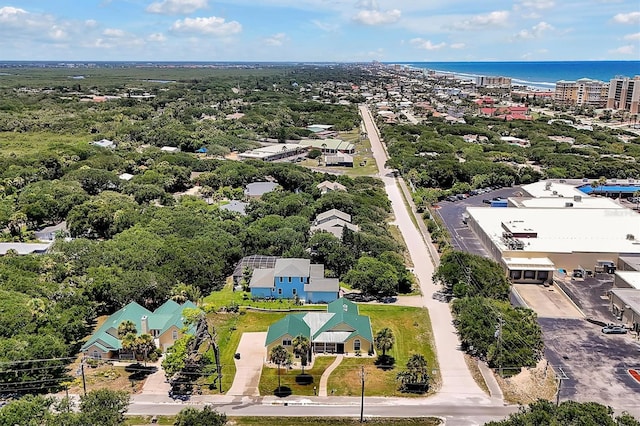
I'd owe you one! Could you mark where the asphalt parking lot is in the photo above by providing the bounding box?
[555,274,618,322]
[434,186,524,257]
[539,274,640,405]
[435,186,640,406]
[541,317,640,406]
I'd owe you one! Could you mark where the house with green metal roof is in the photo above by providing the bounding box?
[81,299,198,360]
[265,298,373,357]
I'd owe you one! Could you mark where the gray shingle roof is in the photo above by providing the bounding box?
[307,277,339,292]
[314,209,351,225]
[249,268,275,289]
[274,258,310,278]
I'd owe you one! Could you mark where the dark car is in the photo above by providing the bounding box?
[602,325,627,334]
[482,199,492,204]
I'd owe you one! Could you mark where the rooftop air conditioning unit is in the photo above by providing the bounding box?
[565,202,573,207]
[574,195,582,202]
[552,190,558,195]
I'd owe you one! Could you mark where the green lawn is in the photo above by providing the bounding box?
[328,305,439,397]
[211,310,287,393]
[258,355,336,396]
[204,294,439,398]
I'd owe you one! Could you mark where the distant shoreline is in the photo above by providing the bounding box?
[395,60,640,90]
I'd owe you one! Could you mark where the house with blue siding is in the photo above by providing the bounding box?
[249,258,339,303]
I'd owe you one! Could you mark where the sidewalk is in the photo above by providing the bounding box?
[318,355,343,397]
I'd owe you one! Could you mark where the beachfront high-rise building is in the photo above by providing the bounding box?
[554,78,608,108]
[476,76,511,89]
[607,76,640,114]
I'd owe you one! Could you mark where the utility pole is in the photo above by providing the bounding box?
[495,314,503,377]
[556,367,569,406]
[360,365,365,423]
[81,360,87,396]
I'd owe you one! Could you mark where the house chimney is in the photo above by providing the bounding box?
[141,316,148,335]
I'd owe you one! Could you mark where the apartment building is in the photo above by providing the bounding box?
[554,78,608,107]
[607,76,640,114]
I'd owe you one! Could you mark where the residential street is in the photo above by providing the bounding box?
[358,104,492,403]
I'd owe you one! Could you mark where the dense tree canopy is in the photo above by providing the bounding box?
[486,399,640,426]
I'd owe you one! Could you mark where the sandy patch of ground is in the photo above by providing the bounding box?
[496,359,557,405]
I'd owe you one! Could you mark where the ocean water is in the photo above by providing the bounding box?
[397,61,640,90]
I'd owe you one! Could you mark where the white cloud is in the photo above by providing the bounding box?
[85,19,98,28]
[312,19,339,32]
[623,32,640,41]
[451,11,509,30]
[353,9,401,25]
[513,21,553,39]
[0,6,27,22]
[613,11,640,24]
[609,45,635,55]
[450,42,465,49]
[170,16,242,36]
[103,28,126,38]
[517,0,555,10]
[49,26,67,40]
[147,0,208,15]
[148,33,167,42]
[410,38,446,50]
[264,33,287,46]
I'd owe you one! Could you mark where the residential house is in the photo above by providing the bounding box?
[265,298,373,356]
[0,242,52,255]
[249,258,339,303]
[34,222,67,242]
[310,209,359,239]
[91,139,115,149]
[316,180,348,194]
[244,181,279,198]
[81,300,197,359]
[160,146,180,153]
[325,153,354,167]
[232,254,280,286]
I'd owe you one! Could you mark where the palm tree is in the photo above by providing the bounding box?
[117,320,137,338]
[375,328,395,356]
[292,335,311,374]
[269,345,290,390]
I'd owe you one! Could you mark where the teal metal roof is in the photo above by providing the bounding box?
[265,314,310,346]
[82,300,200,353]
[327,298,359,315]
[153,299,181,314]
[313,312,373,343]
[264,298,373,347]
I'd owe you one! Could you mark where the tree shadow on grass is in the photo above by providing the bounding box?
[374,355,395,370]
[274,386,292,397]
[295,374,314,385]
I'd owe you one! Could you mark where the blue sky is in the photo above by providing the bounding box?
[1,0,639,61]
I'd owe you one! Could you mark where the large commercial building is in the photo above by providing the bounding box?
[466,181,640,285]
[554,79,608,107]
[607,75,640,114]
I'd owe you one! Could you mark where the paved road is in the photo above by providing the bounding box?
[358,104,491,404]
[128,395,518,425]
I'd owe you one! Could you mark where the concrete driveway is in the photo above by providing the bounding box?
[227,332,267,396]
